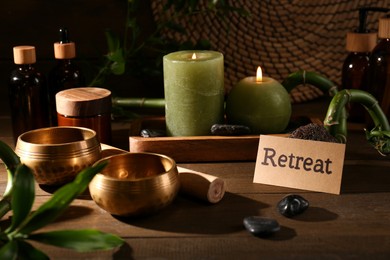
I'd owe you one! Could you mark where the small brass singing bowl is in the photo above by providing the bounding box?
[89,153,180,217]
[15,127,101,185]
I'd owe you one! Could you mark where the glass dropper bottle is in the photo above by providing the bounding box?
[49,27,85,125]
[9,46,50,142]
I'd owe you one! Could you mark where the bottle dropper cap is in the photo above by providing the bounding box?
[345,7,390,52]
[13,46,36,64]
[378,16,390,39]
[54,28,76,59]
[346,32,377,52]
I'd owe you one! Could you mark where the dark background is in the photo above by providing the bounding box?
[1,0,390,117]
[0,0,148,116]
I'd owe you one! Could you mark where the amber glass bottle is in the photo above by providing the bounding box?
[341,32,377,123]
[49,28,85,125]
[9,46,50,142]
[367,16,390,119]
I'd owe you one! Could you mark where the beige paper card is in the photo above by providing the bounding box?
[253,135,346,194]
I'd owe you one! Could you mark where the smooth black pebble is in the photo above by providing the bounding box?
[243,216,280,237]
[210,124,251,136]
[277,194,309,217]
[140,129,166,137]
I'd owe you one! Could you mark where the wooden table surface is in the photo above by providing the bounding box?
[1,99,390,259]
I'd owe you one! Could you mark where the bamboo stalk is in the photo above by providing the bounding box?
[325,89,390,130]
[282,70,347,140]
[282,70,338,96]
[112,97,165,109]
[324,89,390,155]
[112,70,338,109]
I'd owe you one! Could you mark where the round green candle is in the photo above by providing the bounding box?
[163,50,224,136]
[226,73,291,134]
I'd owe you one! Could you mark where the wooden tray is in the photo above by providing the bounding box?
[129,116,321,162]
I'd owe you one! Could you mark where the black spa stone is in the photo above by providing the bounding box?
[243,216,280,237]
[210,124,251,136]
[277,194,309,218]
[140,129,166,137]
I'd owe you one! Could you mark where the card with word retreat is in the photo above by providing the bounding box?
[253,135,346,194]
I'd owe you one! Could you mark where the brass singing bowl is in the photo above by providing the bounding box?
[15,126,101,185]
[89,152,180,217]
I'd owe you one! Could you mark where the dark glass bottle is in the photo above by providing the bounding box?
[341,32,376,123]
[9,46,50,142]
[367,16,390,119]
[49,28,85,125]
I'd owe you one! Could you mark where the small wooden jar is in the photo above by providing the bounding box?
[56,87,112,144]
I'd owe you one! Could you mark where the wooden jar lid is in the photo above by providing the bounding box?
[346,32,377,52]
[54,42,76,59]
[378,17,390,39]
[13,46,36,64]
[56,87,111,117]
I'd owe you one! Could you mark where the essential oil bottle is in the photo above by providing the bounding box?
[341,7,388,123]
[49,27,85,125]
[367,14,390,119]
[9,46,50,142]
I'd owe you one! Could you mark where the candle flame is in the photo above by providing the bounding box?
[256,66,263,82]
[192,53,197,59]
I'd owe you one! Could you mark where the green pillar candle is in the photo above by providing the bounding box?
[163,50,224,136]
[226,67,291,134]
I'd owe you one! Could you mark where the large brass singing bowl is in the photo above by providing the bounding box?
[15,127,101,185]
[89,152,180,217]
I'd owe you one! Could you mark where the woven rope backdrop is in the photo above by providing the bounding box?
[151,0,389,103]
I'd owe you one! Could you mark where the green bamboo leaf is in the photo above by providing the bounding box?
[0,240,17,260]
[14,240,49,260]
[366,129,390,155]
[104,29,121,53]
[16,162,107,235]
[0,140,21,198]
[0,239,48,260]
[0,199,12,220]
[29,229,124,252]
[382,131,390,138]
[6,164,35,233]
[0,140,20,173]
[110,61,126,75]
[107,48,125,63]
